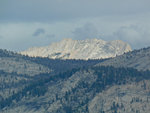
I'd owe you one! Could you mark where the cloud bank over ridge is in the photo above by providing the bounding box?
[0,0,150,51]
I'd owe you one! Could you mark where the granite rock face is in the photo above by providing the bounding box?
[21,38,132,59]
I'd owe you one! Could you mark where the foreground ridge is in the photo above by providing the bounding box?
[1,47,150,113]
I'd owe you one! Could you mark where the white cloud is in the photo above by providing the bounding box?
[72,23,99,40]
[0,0,150,51]
[112,24,150,49]
[0,16,150,51]
[0,23,55,51]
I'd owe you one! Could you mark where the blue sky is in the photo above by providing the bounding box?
[0,0,150,51]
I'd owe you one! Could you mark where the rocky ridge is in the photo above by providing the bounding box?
[21,38,132,59]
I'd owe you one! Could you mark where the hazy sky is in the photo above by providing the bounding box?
[0,0,150,51]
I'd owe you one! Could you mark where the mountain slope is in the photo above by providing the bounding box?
[1,47,150,113]
[0,49,106,111]
[0,49,51,76]
[1,66,150,113]
[89,80,150,113]
[0,49,104,75]
[0,49,52,105]
[96,47,150,71]
[21,38,131,59]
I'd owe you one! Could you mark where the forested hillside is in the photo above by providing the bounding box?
[1,66,150,113]
[97,47,150,71]
[1,48,150,113]
[0,49,106,74]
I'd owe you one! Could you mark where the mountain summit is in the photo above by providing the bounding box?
[21,38,132,59]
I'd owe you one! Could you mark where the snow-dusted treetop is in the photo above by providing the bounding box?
[20,38,132,59]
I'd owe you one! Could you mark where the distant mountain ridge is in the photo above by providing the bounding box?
[21,38,132,59]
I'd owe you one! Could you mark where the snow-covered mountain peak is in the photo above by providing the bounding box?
[20,38,132,59]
